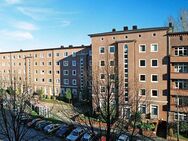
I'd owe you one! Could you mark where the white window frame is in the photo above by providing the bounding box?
[63,70,69,75]
[72,60,76,66]
[139,59,146,67]
[139,88,146,96]
[151,59,158,68]
[139,74,146,82]
[109,46,115,54]
[100,73,105,80]
[151,89,158,97]
[139,44,146,53]
[100,86,106,93]
[151,74,158,83]
[99,46,105,54]
[72,70,76,76]
[139,103,147,114]
[150,104,159,118]
[72,79,77,85]
[63,61,69,66]
[100,60,105,67]
[64,79,69,85]
[151,43,158,52]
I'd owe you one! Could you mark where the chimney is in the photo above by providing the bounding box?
[132,25,137,30]
[123,26,128,31]
[112,28,116,32]
[169,22,172,27]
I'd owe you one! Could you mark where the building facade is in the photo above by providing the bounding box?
[89,26,171,121]
[0,45,92,101]
[168,32,188,122]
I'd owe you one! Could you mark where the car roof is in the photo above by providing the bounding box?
[74,127,83,132]
[119,134,129,139]
[83,133,92,139]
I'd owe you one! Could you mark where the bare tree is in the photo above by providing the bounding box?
[0,78,37,141]
[167,9,188,32]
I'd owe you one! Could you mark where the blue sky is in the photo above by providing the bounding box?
[0,0,188,52]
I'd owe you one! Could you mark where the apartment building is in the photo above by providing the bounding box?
[168,31,188,122]
[0,45,92,101]
[89,25,171,121]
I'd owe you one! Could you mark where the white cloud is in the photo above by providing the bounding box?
[0,30,33,40]
[60,20,71,27]
[5,0,21,4]
[13,21,38,31]
[17,7,53,20]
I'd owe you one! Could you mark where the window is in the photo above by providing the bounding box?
[174,80,188,89]
[72,61,76,66]
[63,70,69,75]
[72,79,77,85]
[100,61,105,66]
[139,59,146,67]
[100,74,105,79]
[35,78,38,82]
[41,78,45,82]
[175,47,188,56]
[109,46,115,53]
[56,61,60,65]
[41,62,45,66]
[124,45,128,53]
[139,74,146,82]
[56,53,60,57]
[139,89,146,96]
[34,54,38,58]
[48,79,52,83]
[48,53,52,57]
[63,61,69,66]
[48,62,52,66]
[35,62,38,66]
[151,105,158,117]
[48,70,52,74]
[139,44,146,53]
[41,70,45,74]
[151,74,158,82]
[64,52,68,57]
[151,59,158,67]
[110,60,115,66]
[99,47,105,54]
[64,79,69,85]
[72,70,76,76]
[139,104,146,114]
[151,89,158,97]
[72,52,76,57]
[56,71,60,74]
[151,44,158,52]
[174,63,188,73]
[110,74,115,80]
[100,86,106,93]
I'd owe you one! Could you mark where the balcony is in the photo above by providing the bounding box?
[171,72,188,79]
[170,104,188,113]
[171,88,188,96]
[171,56,188,62]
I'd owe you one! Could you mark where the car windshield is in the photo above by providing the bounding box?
[117,139,124,141]
[72,130,79,136]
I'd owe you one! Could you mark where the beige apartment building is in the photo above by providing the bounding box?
[0,45,92,101]
[168,32,188,122]
[89,25,171,121]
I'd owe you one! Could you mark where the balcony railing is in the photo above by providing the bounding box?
[171,56,188,62]
[171,72,188,79]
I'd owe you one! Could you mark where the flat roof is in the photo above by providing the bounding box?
[0,45,91,55]
[167,31,188,36]
[88,27,169,37]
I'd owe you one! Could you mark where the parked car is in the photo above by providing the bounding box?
[66,127,85,141]
[43,124,61,134]
[35,120,51,130]
[17,113,32,124]
[116,134,129,141]
[56,124,74,137]
[81,132,97,141]
[27,118,42,127]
